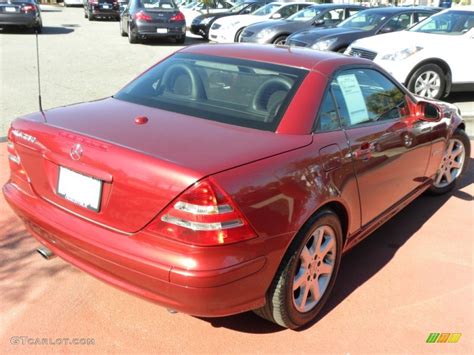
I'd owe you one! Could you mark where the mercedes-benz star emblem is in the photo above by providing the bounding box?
[70,143,83,161]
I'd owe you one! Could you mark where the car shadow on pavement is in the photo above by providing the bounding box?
[0,216,76,308]
[0,26,74,35]
[198,158,473,334]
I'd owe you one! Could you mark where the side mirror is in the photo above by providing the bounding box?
[271,13,282,20]
[313,19,325,26]
[418,101,441,121]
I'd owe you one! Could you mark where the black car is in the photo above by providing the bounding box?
[120,0,185,44]
[240,4,364,45]
[84,0,120,21]
[190,0,270,39]
[0,0,42,32]
[286,7,440,52]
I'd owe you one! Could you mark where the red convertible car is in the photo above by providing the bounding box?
[3,44,469,329]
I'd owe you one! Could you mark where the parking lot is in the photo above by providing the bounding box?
[1,4,473,354]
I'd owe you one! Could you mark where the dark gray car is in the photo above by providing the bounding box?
[240,4,364,45]
[286,7,440,53]
[120,0,185,44]
[0,0,42,32]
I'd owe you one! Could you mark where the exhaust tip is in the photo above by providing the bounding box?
[37,246,55,260]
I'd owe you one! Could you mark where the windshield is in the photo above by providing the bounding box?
[115,53,307,132]
[287,6,321,22]
[229,2,248,13]
[410,10,474,35]
[339,11,387,31]
[253,3,282,17]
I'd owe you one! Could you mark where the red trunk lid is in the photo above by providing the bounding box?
[10,98,311,233]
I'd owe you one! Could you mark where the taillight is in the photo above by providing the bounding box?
[134,11,152,21]
[147,178,257,246]
[21,5,36,13]
[170,11,185,22]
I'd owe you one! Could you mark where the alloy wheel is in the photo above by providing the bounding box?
[433,138,465,188]
[414,70,441,98]
[292,225,336,313]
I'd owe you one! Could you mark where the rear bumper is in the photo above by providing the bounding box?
[3,181,269,317]
[135,21,185,38]
[0,13,39,27]
[89,6,120,17]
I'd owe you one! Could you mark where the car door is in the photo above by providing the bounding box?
[330,68,432,225]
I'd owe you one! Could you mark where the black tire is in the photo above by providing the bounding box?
[254,209,343,329]
[407,63,446,100]
[234,27,245,42]
[128,24,138,44]
[88,11,94,21]
[273,35,287,46]
[34,24,42,34]
[428,128,470,195]
[175,35,185,44]
[84,11,88,19]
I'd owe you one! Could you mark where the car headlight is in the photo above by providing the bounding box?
[256,28,273,39]
[380,46,423,61]
[201,17,214,25]
[311,38,337,51]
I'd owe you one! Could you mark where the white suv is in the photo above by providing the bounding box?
[345,8,474,99]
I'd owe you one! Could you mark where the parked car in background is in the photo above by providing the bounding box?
[84,0,120,21]
[64,0,84,7]
[191,0,270,39]
[181,0,234,26]
[209,1,311,43]
[286,7,440,52]
[240,4,364,45]
[346,7,474,99]
[4,43,470,330]
[120,0,186,44]
[0,0,42,32]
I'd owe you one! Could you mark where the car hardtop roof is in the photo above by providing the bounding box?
[180,43,368,73]
[307,3,366,9]
[357,6,439,14]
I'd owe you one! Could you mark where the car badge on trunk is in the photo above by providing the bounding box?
[70,143,83,161]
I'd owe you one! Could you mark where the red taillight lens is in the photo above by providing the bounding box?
[134,11,152,21]
[147,178,257,246]
[170,11,185,22]
[21,5,36,13]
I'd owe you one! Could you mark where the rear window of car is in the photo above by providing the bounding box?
[114,53,307,131]
[139,0,177,9]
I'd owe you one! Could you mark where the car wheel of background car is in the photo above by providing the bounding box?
[407,64,446,100]
[429,128,470,195]
[273,36,288,46]
[128,24,138,44]
[234,27,245,42]
[175,35,185,44]
[88,11,94,21]
[254,209,342,329]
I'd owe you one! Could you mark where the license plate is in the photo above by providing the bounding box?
[5,7,16,12]
[157,28,167,34]
[57,167,102,211]
[102,4,110,8]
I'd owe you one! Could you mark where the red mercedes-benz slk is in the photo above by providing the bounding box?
[3,44,469,329]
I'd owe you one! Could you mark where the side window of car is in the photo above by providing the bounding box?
[383,13,412,31]
[331,69,409,128]
[324,9,345,23]
[278,5,298,19]
[314,90,340,132]
[346,8,361,18]
[416,12,431,24]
